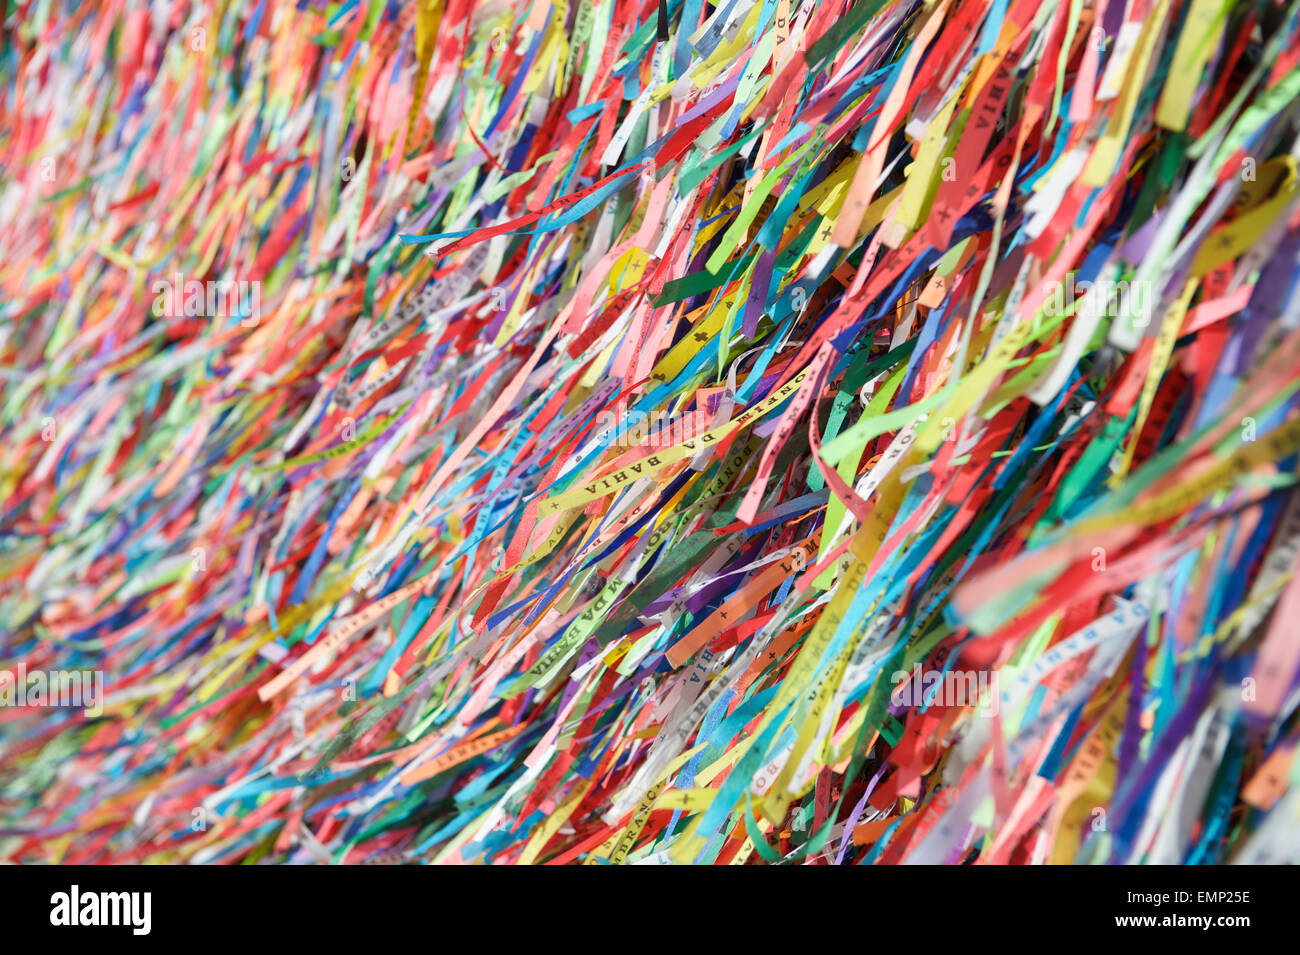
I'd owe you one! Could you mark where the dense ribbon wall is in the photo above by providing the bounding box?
[3,0,1300,864]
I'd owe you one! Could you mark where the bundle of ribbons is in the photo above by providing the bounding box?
[3,0,1300,865]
